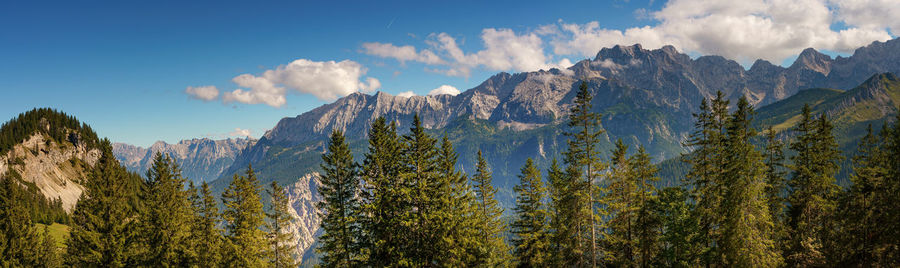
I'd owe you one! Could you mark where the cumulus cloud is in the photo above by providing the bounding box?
[185,86,219,101]
[362,0,896,72]
[361,42,444,64]
[221,59,381,107]
[228,128,252,138]
[544,0,894,64]
[396,91,416,98]
[427,85,460,96]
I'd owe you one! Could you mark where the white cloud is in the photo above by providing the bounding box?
[544,0,894,64]
[363,0,896,72]
[185,86,219,101]
[361,42,444,64]
[228,128,252,138]
[427,85,460,96]
[222,59,381,107]
[396,91,416,98]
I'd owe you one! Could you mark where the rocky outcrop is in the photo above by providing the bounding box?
[0,133,100,212]
[113,138,255,182]
[284,172,322,260]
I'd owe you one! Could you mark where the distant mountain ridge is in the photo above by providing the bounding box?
[113,137,255,182]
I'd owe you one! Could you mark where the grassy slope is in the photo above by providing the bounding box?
[35,223,70,249]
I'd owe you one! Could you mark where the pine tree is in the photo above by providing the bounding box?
[66,140,141,267]
[190,181,224,266]
[140,152,195,266]
[359,117,405,266]
[222,165,267,268]
[631,145,662,267]
[512,158,550,267]
[718,97,781,267]
[562,81,607,267]
[763,127,788,252]
[318,130,361,267]
[605,139,637,266]
[786,104,842,266]
[266,181,298,268]
[683,92,729,266]
[471,150,511,266]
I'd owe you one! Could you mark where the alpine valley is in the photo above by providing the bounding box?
[5,37,900,264]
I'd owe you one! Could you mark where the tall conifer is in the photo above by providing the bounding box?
[512,158,550,267]
[222,165,267,268]
[318,130,361,267]
[266,181,298,268]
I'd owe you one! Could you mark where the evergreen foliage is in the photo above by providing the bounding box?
[511,158,549,267]
[318,130,361,267]
[222,165,268,267]
[471,150,511,266]
[266,181,298,268]
[139,152,195,266]
[190,181,224,266]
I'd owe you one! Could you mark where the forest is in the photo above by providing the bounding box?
[316,83,900,267]
[0,82,899,267]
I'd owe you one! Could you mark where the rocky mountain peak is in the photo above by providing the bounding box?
[790,47,833,74]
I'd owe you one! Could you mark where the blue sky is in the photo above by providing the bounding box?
[2,0,896,147]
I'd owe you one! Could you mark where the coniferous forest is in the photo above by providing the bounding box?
[1,82,899,267]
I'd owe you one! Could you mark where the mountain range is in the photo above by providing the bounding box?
[112,138,255,183]
[97,36,900,262]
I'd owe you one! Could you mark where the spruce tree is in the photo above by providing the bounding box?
[512,158,550,267]
[358,117,405,266]
[266,181,298,268]
[37,225,62,267]
[831,125,885,266]
[222,165,267,268]
[653,187,701,267]
[140,152,195,266]
[546,158,570,267]
[631,145,661,267]
[683,92,729,266]
[318,130,361,267]
[0,167,41,266]
[605,139,637,266]
[66,140,141,267]
[718,97,781,267]
[471,150,511,266]
[763,127,788,252]
[786,104,842,266]
[877,116,900,265]
[190,181,224,266]
[437,135,480,266]
[562,81,607,267]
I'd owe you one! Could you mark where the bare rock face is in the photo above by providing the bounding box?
[0,134,101,212]
[283,172,322,260]
[113,138,255,182]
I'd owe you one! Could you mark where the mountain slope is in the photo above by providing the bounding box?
[113,138,255,183]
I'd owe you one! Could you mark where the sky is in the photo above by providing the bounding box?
[2,0,898,147]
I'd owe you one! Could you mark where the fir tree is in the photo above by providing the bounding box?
[222,165,267,268]
[512,158,550,267]
[718,97,781,267]
[471,150,511,266]
[562,81,607,267]
[140,153,195,266]
[318,130,361,267]
[786,104,842,267]
[877,116,900,265]
[37,225,63,268]
[358,117,405,266]
[546,158,570,267]
[266,181,298,268]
